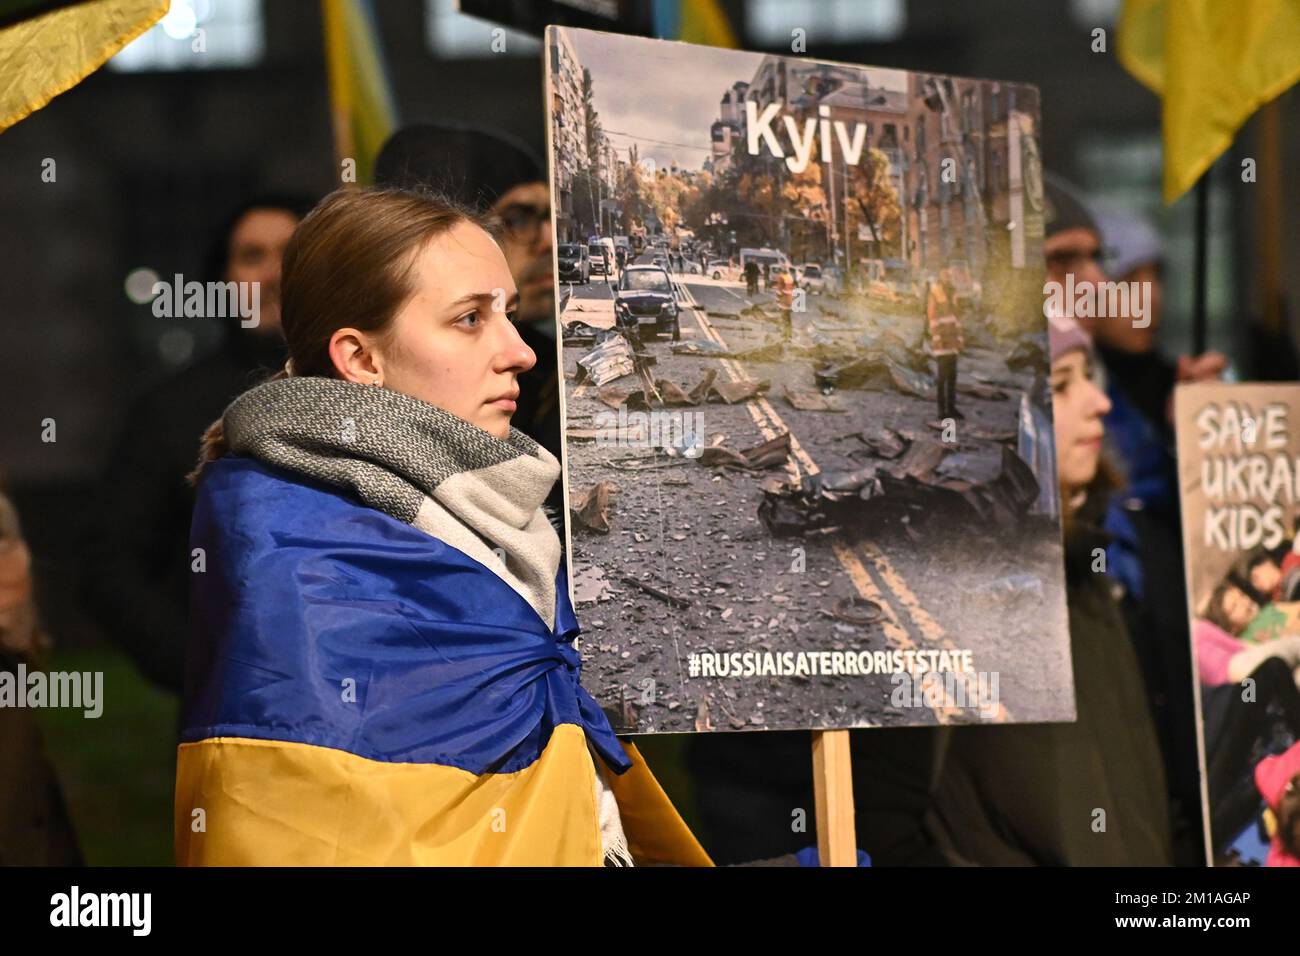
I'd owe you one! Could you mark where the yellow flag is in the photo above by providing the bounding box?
[321,0,397,185]
[0,0,168,133]
[678,0,737,48]
[1118,0,1300,203]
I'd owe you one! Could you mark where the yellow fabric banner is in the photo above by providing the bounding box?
[1118,0,1300,203]
[321,0,397,185]
[0,0,168,133]
[679,0,737,49]
[175,724,713,866]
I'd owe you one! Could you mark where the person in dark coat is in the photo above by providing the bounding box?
[1077,200,1227,864]
[917,314,1173,865]
[0,491,82,865]
[80,195,310,692]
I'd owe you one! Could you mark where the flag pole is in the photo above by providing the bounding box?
[1192,173,1208,356]
[1258,101,1283,338]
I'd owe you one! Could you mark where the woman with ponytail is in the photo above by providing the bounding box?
[176,187,710,867]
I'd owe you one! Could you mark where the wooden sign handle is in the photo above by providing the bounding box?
[812,729,856,866]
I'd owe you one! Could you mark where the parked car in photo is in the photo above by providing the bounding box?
[706,259,736,280]
[798,263,825,293]
[588,242,610,276]
[558,243,590,284]
[614,265,680,340]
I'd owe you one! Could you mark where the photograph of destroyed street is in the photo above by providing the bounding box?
[547,27,1073,733]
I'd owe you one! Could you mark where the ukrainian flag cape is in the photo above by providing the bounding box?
[176,456,709,866]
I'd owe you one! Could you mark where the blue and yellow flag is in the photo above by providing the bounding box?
[176,457,710,866]
[321,0,397,185]
[1118,0,1300,203]
[654,0,738,47]
[0,0,168,133]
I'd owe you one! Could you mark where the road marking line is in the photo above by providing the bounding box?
[682,291,818,479]
[857,540,1012,723]
[684,279,1006,723]
[683,289,957,723]
[858,541,947,645]
[831,540,956,725]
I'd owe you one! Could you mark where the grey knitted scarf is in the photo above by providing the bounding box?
[222,376,564,629]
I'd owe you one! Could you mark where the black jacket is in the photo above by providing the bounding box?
[0,653,83,866]
[920,507,1175,865]
[80,333,283,692]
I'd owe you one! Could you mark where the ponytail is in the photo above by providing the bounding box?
[188,366,290,486]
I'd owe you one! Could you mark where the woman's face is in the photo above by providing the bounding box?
[1222,585,1259,634]
[367,221,536,439]
[1051,348,1111,497]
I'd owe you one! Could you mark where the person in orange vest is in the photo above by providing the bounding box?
[926,266,964,420]
[774,266,797,341]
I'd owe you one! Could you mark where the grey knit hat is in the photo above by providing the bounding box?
[1091,205,1164,279]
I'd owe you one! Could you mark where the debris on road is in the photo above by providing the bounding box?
[892,437,949,481]
[828,595,883,625]
[593,368,773,411]
[783,386,845,412]
[572,564,611,605]
[859,425,907,459]
[698,430,792,471]
[814,351,934,399]
[571,480,618,533]
[711,378,769,404]
[561,321,608,345]
[758,437,1040,536]
[935,445,1006,484]
[739,432,792,469]
[576,333,635,386]
[621,574,693,609]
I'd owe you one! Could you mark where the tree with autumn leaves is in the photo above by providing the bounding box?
[842,147,901,256]
[680,147,901,262]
